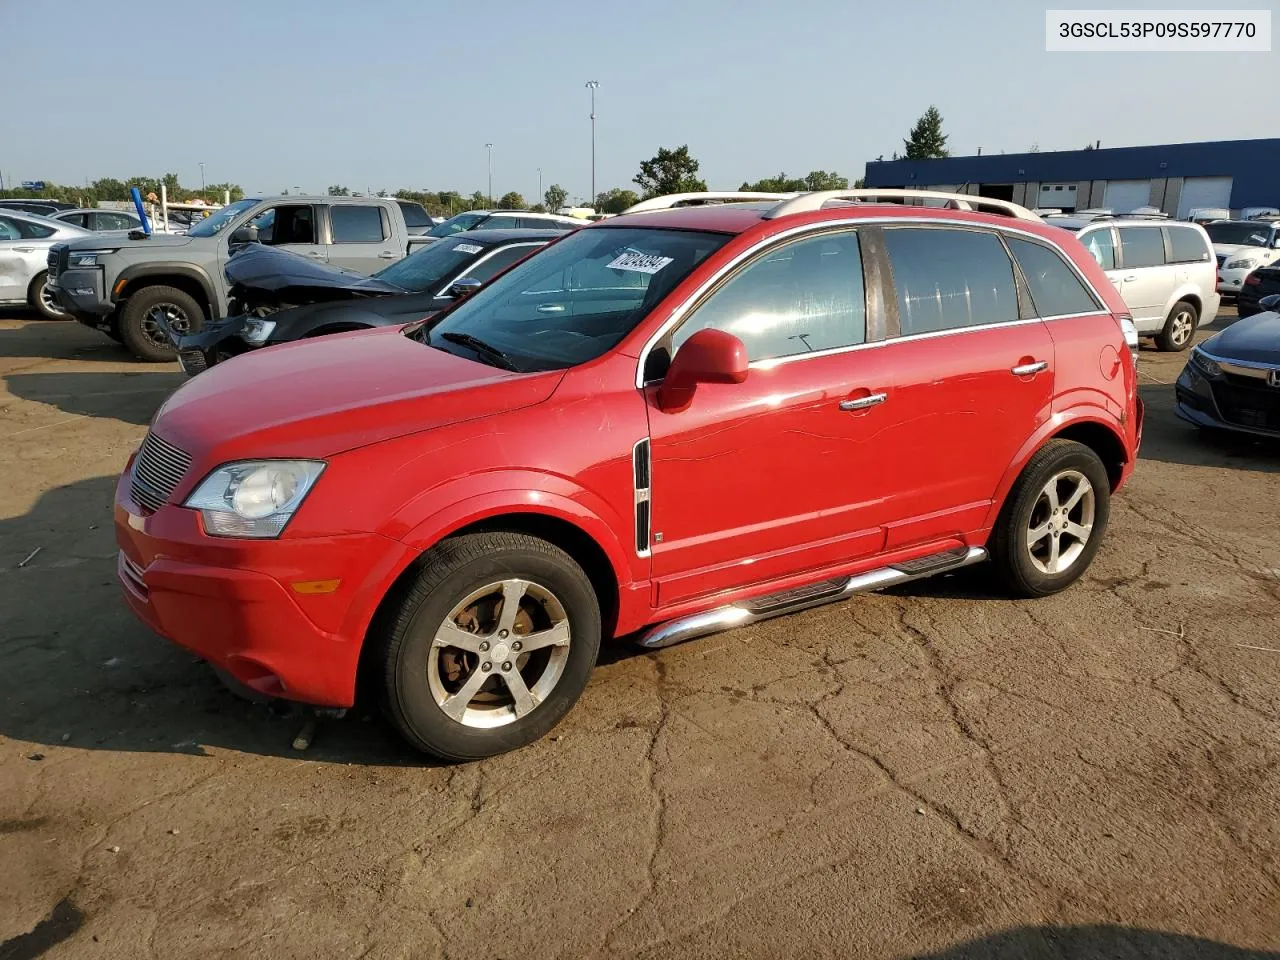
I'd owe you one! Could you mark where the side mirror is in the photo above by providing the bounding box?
[230,225,259,245]
[656,328,749,411]
[1272,236,1280,249]
[446,276,483,300]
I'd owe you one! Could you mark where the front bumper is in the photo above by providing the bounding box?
[173,315,256,376]
[1217,266,1258,296]
[114,470,417,706]
[1175,363,1280,439]
[52,266,114,322]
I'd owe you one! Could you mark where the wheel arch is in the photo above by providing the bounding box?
[114,264,217,318]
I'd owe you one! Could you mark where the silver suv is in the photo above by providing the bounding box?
[1049,215,1220,351]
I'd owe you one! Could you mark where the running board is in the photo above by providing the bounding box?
[636,546,987,650]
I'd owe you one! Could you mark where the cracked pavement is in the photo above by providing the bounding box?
[1,314,1278,959]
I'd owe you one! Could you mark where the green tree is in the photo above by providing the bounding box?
[90,177,129,200]
[633,145,706,199]
[528,202,547,213]
[803,170,849,191]
[903,106,949,160]
[468,191,488,210]
[437,191,463,215]
[739,172,805,192]
[593,188,639,214]
[497,191,526,209]
[543,184,568,212]
[328,185,350,196]
[161,172,181,196]
[853,177,865,189]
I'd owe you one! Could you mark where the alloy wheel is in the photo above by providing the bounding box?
[140,302,191,348]
[1026,469,1095,575]
[427,578,572,729]
[38,280,68,318]
[1170,308,1194,347]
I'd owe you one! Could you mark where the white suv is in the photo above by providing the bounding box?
[1203,218,1280,299]
[1050,216,1220,351]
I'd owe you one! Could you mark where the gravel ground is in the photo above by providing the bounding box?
[1,310,1278,960]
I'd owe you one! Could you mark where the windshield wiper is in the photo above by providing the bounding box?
[438,331,521,371]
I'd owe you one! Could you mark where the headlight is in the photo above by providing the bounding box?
[1225,257,1258,271]
[1189,347,1223,379]
[184,460,325,538]
[241,318,277,345]
[69,249,118,268]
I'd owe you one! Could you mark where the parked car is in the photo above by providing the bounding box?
[1176,294,1280,437]
[49,195,434,361]
[1187,207,1230,225]
[173,228,562,374]
[113,189,1142,760]
[1203,218,1280,299]
[1051,215,1219,350]
[50,208,187,235]
[0,209,91,319]
[0,198,77,217]
[1238,262,1280,316]
[422,209,581,244]
[396,200,434,236]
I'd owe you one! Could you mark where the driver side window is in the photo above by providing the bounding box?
[245,204,316,245]
[670,230,867,364]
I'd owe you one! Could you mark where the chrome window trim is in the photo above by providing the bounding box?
[635,216,1111,387]
[439,241,545,294]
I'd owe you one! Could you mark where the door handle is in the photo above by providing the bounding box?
[1122,275,1138,282]
[14,246,36,253]
[839,392,887,411]
[305,251,326,259]
[536,303,566,314]
[378,251,397,259]
[1011,360,1049,376]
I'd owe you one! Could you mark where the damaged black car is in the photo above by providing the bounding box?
[1176,293,1280,438]
[173,228,563,375]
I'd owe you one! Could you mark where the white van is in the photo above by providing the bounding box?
[1050,216,1220,351]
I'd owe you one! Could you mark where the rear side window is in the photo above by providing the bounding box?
[1165,226,1211,264]
[0,217,20,241]
[1118,227,1165,268]
[1079,227,1117,270]
[674,229,866,362]
[330,205,386,243]
[1007,238,1100,317]
[883,227,1019,335]
[397,201,431,228]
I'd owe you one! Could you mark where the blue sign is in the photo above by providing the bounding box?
[21,180,46,190]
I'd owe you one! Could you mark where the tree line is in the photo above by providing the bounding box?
[2,107,954,215]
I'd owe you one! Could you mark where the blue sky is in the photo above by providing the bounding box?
[3,0,1274,202]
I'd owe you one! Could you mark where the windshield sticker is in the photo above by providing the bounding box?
[452,243,483,254]
[607,251,674,274]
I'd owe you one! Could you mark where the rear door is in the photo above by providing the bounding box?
[0,216,26,300]
[1115,225,1169,328]
[868,225,1056,550]
[326,203,399,273]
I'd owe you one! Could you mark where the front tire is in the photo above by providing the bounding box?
[119,285,205,362]
[1155,299,1198,352]
[990,439,1111,598]
[28,272,68,320]
[377,532,601,761]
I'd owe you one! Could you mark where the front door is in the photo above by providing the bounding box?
[646,228,894,606]
[244,203,328,264]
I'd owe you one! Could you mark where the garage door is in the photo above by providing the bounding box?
[1103,180,1151,213]
[1177,176,1233,219]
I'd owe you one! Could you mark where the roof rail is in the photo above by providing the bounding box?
[622,191,799,214]
[763,189,1041,222]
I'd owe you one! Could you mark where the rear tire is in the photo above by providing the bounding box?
[27,272,68,321]
[1155,299,1198,352]
[119,285,205,362]
[990,439,1111,598]
[377,532,601,761]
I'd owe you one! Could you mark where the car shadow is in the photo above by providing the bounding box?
[0,474,432,767]
[4,370,185,427]
[910,924,1278,959]
[0,315,133,361]
[1138,382,1280,474]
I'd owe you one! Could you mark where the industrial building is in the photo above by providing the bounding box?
[862,138,1280,218]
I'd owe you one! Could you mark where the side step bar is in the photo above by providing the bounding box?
[636,546,987,650]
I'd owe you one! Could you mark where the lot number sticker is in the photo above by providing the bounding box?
[452,243,484,254]
[607,251,674,274]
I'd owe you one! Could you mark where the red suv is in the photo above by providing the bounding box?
[115,190,1143,760]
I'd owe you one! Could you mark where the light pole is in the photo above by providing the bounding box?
[537,167,542,206]
[485,143,494,207]
[585,81,599,206]
[199,162,206,194]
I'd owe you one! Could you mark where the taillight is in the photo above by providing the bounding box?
[1245,273,1262,286]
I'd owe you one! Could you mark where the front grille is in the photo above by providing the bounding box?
[130,432,192,513]
[47,247,61,281]
[1211,380,1280,431]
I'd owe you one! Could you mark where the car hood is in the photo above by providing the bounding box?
[225,244,405,296]
[1203,311,1280,365]
[64,232,195,251]
[151,325,563,461]
[1213,243,1268,260]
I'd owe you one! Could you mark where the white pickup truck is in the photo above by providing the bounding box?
[51,195,433,361]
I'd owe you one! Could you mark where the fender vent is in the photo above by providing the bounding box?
[633,438,651,556]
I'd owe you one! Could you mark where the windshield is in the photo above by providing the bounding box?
[374,238,489,292]
[1204,221,1272,247]
[187,199,259,237]
[421,226,730,371]
[427,212,485,238]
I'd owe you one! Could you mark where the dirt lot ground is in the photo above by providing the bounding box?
[1,309,1278,960]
